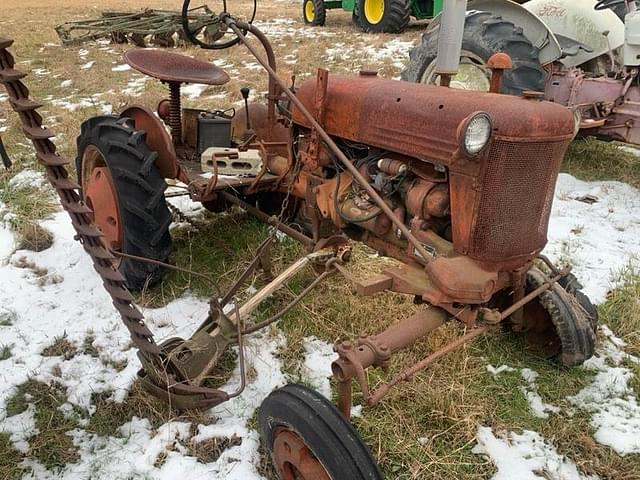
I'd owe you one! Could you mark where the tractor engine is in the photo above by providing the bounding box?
[282,73,576,303]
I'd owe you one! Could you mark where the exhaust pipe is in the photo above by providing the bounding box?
[435,0,467,86]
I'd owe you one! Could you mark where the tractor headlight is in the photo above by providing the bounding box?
[462,112,492,156]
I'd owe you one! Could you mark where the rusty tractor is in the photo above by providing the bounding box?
[0,0,598,477]
[403,0,640,146]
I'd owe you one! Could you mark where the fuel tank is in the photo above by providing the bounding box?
[292,72,574,164]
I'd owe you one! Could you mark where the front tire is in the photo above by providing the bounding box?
[401,11,545,96]
[521,268,596,366]
[303,0,326,26]
[358,0,410,33]
[76,116,172,290]
[259,384,382,480]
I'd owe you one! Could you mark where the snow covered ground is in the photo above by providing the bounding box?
[0,168,639,479]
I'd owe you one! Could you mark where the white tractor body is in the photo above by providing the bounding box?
[524,0,625,67]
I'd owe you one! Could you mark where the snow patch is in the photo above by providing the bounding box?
[181,83,207,99]
[473,426,597,480]
[111,64,131,72]
[544,174,640,303]
[302,336,337,398]
[519,368,560,419]
[486,364,516,376]
[8,169,45,189]
[568,326,640,455]
[1,404,37,453]
[80,61,95,70]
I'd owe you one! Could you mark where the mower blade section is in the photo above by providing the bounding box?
[0,37,234,411]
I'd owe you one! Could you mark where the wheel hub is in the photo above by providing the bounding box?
[305,1,315,22]
[85,165,122,251]
[272,428,330,480]
[421,51,491,91]
[364,0,384,24]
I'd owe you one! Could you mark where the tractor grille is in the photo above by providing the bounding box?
[468,137,570,262]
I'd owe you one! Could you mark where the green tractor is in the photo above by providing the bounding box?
[302,0,443,33]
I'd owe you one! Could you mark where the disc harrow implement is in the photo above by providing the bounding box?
[54,6,221,47]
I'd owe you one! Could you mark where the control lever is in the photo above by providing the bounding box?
[241,87,252,131]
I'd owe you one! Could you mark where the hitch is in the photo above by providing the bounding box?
[138,243,350,410]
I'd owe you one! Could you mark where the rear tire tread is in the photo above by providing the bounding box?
[76,116,172,290]
[402,11,545,96]
[359,0,410,34]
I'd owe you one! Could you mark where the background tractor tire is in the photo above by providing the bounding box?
[259,384,383,480]
[401,11,545,96]
[358,0,411,34]
[303,0,326,26]
[352,2,362,28]
[76,116,172,291]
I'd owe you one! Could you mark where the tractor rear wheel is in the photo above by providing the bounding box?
[76,116,172,291]
[259,384,382,480]
[303,0,326,26]
[358,0,410,33]
[401,11,545,96]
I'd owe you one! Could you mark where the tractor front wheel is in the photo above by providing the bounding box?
[259,384,383,480]
[518,268,597,366]
[303,0,326,26]
[358,0,410,33]
[402,11,545,96]
[76,116,172,290]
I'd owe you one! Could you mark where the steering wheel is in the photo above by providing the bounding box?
[181,0,256,50]
[594,0,628,11]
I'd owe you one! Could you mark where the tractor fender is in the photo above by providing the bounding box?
[427,0,563,65]
[523,0,624,68]
[119,105,179,179]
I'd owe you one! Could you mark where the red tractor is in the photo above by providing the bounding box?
[0,0,597,477]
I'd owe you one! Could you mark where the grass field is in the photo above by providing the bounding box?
[1,1,640,479]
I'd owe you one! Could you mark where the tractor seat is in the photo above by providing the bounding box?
[123,49,230,86]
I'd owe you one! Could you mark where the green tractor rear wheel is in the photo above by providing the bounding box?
[358,0,410,33]
[303,0,326,26]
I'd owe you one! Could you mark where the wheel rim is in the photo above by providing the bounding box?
[272,428,330,480]
[305,1,315,22]
[520,299,562,358]
[82,145,123,252]
[364,0,384,24]
[420,51,491,91]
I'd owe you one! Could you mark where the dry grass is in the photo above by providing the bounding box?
[4,380,80,471]
[1,0,640,478]
[41,333,78,360]
[563,138,640,189]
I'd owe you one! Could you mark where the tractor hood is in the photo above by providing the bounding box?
[292,73,574,165]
